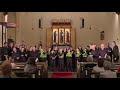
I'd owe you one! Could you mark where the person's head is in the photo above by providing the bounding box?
[51,50,54,54]
[76,48,79,52]
[27,57,36,65]
[39,46,42,50]
[13,47,17,52]
[59,49,63,53]
[15,44,19,48]
[10,42,14,48]
[21,47,25,52]
[100,44,105,50]
[91,44,96,50]
[97,59,104,67]
[32,46,36,52]
[29,46,33,51]
[78,46,82,50]
[48,48,51,52]
[68,49,71,53]
[112,41,116,47]
[4,42,8,47]
[86,45,90,50]
[1,60,12,76]
[54,46,58,51]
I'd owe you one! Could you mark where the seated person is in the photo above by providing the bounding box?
[103,56,115,69]
[100,61,117,78]
[86,55,93,62]
[93,59,105,73]
[0,60,16,78]
[24,57,38,78]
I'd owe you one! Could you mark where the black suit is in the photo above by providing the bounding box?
[113,45,119,62]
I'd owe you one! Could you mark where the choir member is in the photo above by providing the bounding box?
[106,43,113,62]
[38,41,42,48]
[39,50,47,62]
[47,48,51,69]
[78,46,84,62]
[86,45,91,55]
[11,47,20,62]
[54,46,59,70]
[72,50,76,72]
[29,46,39,60]
[66,49,73,71]
[50,50,57,71]
[82,48,88,62]
[19,47,27,62]
[25,46,32,60]
[8,42,14,57]
[2,42,9,61]
[64,48,67,71]
[98,44,107,59]
[90,44,99,62]
[112,41,119,63]
[58,49,64,71]
[75,48,81,62]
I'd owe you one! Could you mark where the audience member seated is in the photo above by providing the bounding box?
[100,61,117,78]
[24,57,38,78]
[86,55,93,62]
[0,60,16,78]
[93,59,105,73]
[103,56,115,69]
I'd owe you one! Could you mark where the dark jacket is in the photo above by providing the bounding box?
[12,51,20,61]
[24,64,38,74]
[98,48,107,58]
[113,45,119,57]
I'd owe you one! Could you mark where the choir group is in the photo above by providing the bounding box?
[0,41,119,72]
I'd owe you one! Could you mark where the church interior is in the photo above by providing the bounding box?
[0,12,120,78]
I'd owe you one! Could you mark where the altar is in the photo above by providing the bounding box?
[46,19,76,49]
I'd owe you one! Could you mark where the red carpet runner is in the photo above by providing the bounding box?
[51,72,74,78]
